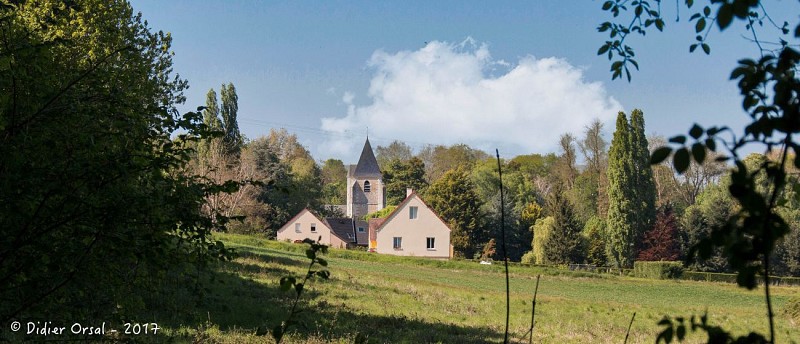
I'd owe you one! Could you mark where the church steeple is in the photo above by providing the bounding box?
[353,137,381,177]
[346,137,385,219]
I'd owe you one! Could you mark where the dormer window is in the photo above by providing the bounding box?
[364,180,371,192]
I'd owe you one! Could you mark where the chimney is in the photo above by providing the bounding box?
[406,188,413,197]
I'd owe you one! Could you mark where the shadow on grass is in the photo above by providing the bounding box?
[138,251,504,343]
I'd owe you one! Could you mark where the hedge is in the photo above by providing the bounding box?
[682,271,800,286]
[633,261,684,279]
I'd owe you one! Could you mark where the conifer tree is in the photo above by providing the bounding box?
[199,88,223,161]
[606,112,636,267]
[220,82,242,155]
[543,183,585,264]
[629,109,657,250]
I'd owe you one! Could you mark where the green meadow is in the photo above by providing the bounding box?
[144,233,798,343]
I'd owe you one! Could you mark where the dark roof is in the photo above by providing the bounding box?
[352,138,382,178]
[324,217,356,243]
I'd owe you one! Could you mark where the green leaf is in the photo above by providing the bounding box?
[695,17,706,33]
[295,282,304,295]
[689,124,703,139]
[651,147,672,165]
[705,138,717,152]
[305,249,316,260]
[315,270,331,279]
[673,148,690,173]
[717,4,733,30]
[691,143,706,164]
[669,135,687,144]
[676,324,686,341]
[655,18,665,31]
[602,1,613,11]
[598,44,610,55]
[689,44,698,53]
[701,43,710,55]
[316,258,328,267]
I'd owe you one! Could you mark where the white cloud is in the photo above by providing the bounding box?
[320,39,623,159]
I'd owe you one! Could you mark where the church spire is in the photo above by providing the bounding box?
[353,137,381,177]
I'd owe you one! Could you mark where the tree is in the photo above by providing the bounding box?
[637,206,682,261]
[425,168,485,258]
[0,0,230,323]
[220,82,242,155]
[575,119,608,221]
[606,112,637,268]
[198,88,223,161]
[531,217,555,265]
[543,183,585,264]
[418,143,489,182]
[583,216,607,266]
[383,157,428,205]
[376,140,413,170]
[320,158,347,205]
[553,133,578,189]
[629,110,657,249]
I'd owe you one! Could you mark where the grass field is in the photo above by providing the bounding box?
[147,233,799,343]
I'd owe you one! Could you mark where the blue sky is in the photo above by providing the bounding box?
[129,0,794,163]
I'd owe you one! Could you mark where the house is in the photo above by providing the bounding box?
[278,138,451,258]
[276,209,368,249]
[368,189,452,258]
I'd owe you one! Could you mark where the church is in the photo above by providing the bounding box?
[276,138,452,258]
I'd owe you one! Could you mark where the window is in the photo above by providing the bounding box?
[426,237,436,250]
[310,223,317,233]
[358,227,365,233]
[294,223,301,233]
[409,206,418,219]
[364,180,371,192]
[393,237,402,249]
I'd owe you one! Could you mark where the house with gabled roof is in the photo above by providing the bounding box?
[276,209,368,249]
[278,138,451,258]
[368,189,452,258]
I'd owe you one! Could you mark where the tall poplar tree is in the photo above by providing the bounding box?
[220,82,242,155]
[606,112,636,267]
[199,89,223,161]
[606,110,657,267]
[629,109,657,250]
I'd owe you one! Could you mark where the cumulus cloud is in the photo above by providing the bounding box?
[320,38,622,158]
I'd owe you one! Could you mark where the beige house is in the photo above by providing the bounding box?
[368,190,452,259]
[276,209,356,249]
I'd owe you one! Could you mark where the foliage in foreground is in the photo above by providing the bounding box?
[0,0,232,324]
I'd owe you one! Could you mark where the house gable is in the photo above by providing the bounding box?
[374,192,451,258]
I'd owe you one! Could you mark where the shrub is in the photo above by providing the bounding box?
[633,261,684,279]
[521,251,536,265]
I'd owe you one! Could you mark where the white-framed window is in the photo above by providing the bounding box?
[310,223,317,233]
[294,223,301,233]
[426,237,435,250]
[364,180,371,192]
[358,227,365,233]
[409,206,418,219]
[393,237,402,249]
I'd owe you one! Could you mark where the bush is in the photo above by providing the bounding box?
[633,261,684,279]
[521,251,536,265]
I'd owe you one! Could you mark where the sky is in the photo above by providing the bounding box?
[129,0,795,164]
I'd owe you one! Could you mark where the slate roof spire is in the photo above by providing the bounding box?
[353,137,381,177]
